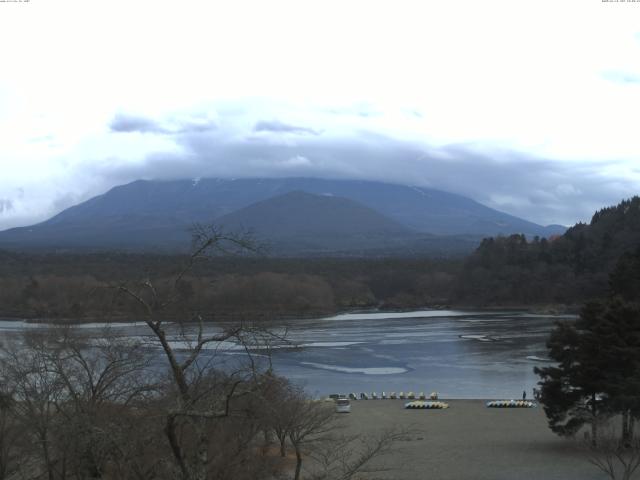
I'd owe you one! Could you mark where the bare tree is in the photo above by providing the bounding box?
[287,396,337,480]
[308,428,410,480]
[112,224,273,480]
[0,326,155,480]
[0,388,26,480]
[258,374,297,457]
[586,421,640,480]
[1,331,67,480]
[45,327,156,479]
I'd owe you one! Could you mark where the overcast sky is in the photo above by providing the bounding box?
[1,0,639,230]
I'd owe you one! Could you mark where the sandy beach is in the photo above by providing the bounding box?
[333,399,602,480]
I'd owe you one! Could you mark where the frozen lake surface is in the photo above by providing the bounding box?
[0,310,573,399]
[266,310,572,399]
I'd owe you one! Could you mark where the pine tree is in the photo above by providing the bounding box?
[535,306,611,443]
[536,298,640,444]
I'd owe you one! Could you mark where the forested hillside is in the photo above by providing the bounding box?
[0,252,459,320]
[456,196,640,305]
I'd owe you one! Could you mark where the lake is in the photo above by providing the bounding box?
[0,309,573,399]
[266,309,572,399]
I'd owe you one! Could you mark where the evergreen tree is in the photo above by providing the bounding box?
[536,293,640,444]
[610,247,640,303]
[459,196,640,305]
[535,305,611,443]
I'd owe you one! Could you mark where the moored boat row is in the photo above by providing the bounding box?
[329,391,440,401]
[404,400,449,409]
[486,400,537,408]
[329,394,538,410]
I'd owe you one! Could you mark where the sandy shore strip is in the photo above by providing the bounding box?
[332,399,601,480]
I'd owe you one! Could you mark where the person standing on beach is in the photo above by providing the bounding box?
[522,390,526,400]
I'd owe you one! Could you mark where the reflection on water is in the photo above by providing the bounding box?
[0,310,575,399]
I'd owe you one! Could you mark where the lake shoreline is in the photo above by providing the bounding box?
[0,302,580,325]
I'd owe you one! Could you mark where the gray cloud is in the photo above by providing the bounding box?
[178,120,217,133]
[405,146,633,226]
[109,113,216,134]
[80,125,639,227]
[254,120,319,135]
[0,199,13,214]
[51,192,84,212]
[110,114,165,133]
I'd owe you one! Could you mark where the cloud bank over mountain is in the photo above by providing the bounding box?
[1,101,638,231]
[0,1,639,230]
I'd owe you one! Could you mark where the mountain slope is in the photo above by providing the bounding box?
[30,177,563,234]
[215,191,422,254]
[217,191,411,237]
[0,177,565,253]
[0,214,192,250]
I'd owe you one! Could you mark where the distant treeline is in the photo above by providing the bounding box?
[0,253,459,321]
[1,196,639,321]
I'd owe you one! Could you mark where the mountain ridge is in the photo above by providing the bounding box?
[0,177,566,255]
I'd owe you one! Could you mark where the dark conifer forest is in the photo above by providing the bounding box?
[457,196,640,306]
